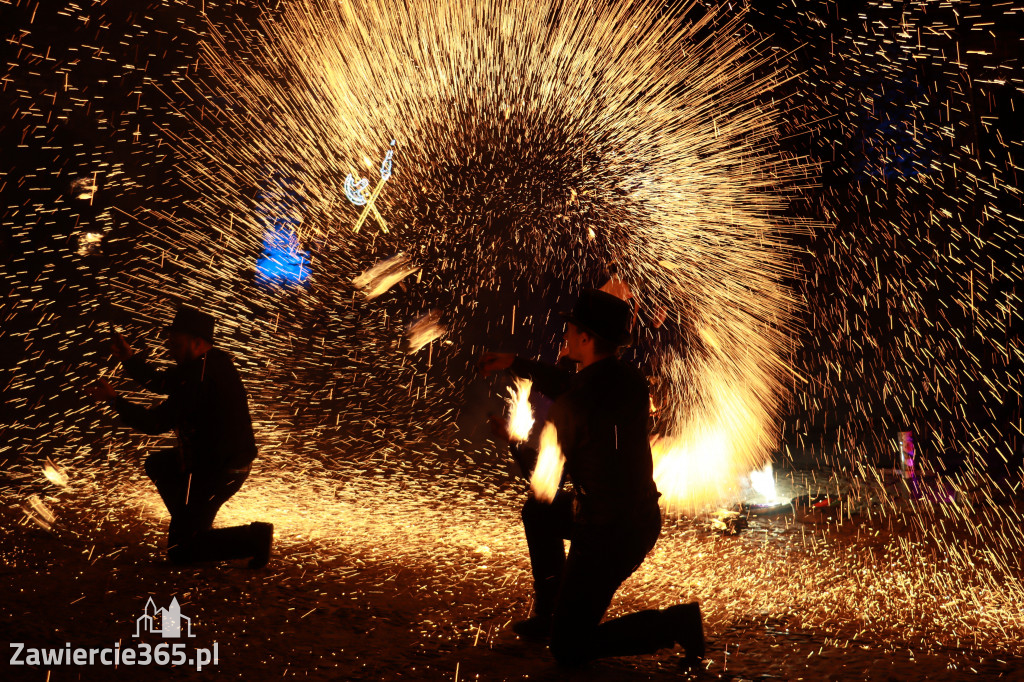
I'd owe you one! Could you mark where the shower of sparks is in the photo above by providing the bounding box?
[8,452,1024,662]
[2,0,1024,666]
[149,0,802,511]
[530,422,564,503]
[504,378,534,443]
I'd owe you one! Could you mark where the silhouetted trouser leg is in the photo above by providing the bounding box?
[145,450,257,563]
[521,491,575,617]
[549,502,679,666]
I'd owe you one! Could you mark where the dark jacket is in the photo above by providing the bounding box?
[114,348,258,473]
[511,355,659,523]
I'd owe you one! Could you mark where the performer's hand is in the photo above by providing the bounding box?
[86,379,117,403]
[477,352,514,377]
[110,332,133,362]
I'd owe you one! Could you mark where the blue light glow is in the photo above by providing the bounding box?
[255,173,311,286]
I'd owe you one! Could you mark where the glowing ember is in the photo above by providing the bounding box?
[353,252,420,300]
[140,0,801,513]
[42,458,69,488]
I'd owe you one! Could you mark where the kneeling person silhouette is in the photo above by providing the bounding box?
[89,306,273,568]
[478,290,704,667]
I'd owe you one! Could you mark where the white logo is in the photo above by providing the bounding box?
[10,597,217,671]
[133,597,195,639]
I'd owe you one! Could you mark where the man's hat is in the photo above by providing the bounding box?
[560,289,633,346]
[167,306,216,344]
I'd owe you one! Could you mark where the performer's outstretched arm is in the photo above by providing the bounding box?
[509,357,572,399]
[112,394,177,435]
[110,332,180,395]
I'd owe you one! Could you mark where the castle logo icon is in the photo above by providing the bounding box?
[133,597,195,638]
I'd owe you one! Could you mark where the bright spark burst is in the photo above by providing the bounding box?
[151,0,802,511]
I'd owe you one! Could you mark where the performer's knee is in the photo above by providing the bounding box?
[144,449,175,480]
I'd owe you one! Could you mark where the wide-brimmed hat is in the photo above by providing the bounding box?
[166,306,216,344]
[560,289,632,346]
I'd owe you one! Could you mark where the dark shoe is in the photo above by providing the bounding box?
[666,601,705,666]
[166,546,193,565]
[512,614,552,640]
[247,522,273,569]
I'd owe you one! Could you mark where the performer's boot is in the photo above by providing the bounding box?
[176,522,273,566]
[512,575,558,640]
[665,601,705,667]
[247,522,274,569]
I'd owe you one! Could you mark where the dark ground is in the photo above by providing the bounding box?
[2,459,1024,682]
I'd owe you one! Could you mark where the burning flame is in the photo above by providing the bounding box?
[748,462,778,501]
[530,422,564,503]
[505,378,534,442]
[652,365,773,514]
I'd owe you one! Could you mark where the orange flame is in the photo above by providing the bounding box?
[530,422,564,503]
[505,378,534,442]
[652,362,773,514]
